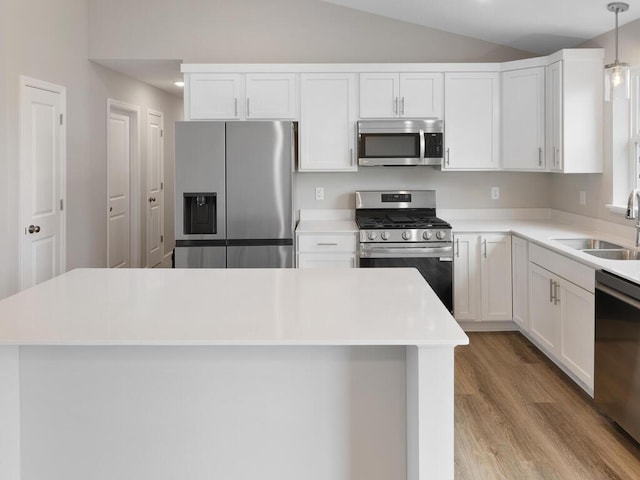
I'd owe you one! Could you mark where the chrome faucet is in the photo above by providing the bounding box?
[626,189,640,246]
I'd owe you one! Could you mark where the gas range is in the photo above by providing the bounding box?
[355,190,452,244]
[355,190,453,312]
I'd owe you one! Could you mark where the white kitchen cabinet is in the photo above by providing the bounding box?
[528,243,595,393]
[359,73,443,118]
[245,74,297,119]
[511,236,529,330]
[453,233,512,323]
[546,54,603,173]
[443,72,500,170]
[502,67,546,170]
[187,73,244,119]
[296,232,357,268]
[299,73,358,172]
[186,73,297,120]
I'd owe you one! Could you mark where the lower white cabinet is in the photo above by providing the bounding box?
[453,233,512,322]
[528,244,595,393]
[296,232,357,268]
[511,236,529,330]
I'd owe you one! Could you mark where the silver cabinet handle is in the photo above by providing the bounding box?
[446,148,450,166]
[350,148,354,166]
[455,238,460,258]
[554,281,560,305]
[482,238,487,258]
[401,97,405,116]
[246,98,250,117]
[317,243,338,246]
[394,97,398,115]
[550,279,554,303]
[234,98,238,117]
[538,147,543,167]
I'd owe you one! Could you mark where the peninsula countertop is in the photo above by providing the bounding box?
[0,267,468,347]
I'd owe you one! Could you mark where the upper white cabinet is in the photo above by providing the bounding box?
[443,72,500,170]
[546,52,603,173]
[359,73,443,118]
[186,73,297,120]
[299,73,358,172]
[187,73,244,119]
[502,67,546,171]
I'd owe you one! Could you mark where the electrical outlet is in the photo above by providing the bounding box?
[315,187,324,201]
[579,191,586,206]
[491,187,500,200]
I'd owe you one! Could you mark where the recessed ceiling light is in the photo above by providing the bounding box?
[174,81,185,87]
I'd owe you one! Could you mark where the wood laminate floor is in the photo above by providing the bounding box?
[454,332,640,480]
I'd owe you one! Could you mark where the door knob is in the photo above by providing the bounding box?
[149,197,156,203]
[28,225,40,234]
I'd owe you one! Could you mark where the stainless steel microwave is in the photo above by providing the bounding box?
[357,119,443,166]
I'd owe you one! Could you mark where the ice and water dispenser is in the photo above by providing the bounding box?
[183,193,216,234]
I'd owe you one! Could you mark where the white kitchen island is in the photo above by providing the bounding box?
[0,267,468,480]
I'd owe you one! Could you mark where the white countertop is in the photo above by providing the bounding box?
[451,219,640,284]
[0,268,468,347]
[296,219,358,234]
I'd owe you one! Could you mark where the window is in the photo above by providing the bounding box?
[608,67,638,212]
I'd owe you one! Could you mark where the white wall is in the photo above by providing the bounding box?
[551,18,640,226]
[0,0,182,300]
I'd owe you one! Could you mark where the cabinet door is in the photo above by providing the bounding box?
[502,67,545,170]
[511,236,529,330]
[245,74,297,119]
[547,61,563,171]
[188,73,244,119]
[453,234,479,321]
[480,234,513,321]
[359,73,399,118]
[558,280,594,390]
[297,253,356,268]
[443,72,500,170]
[299,73,357,171]
[400,73,443,118]
[528,263,559,352]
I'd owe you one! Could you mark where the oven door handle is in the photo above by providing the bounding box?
[360,244,453,259]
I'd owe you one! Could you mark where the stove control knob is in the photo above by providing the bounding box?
[402,230,412,240]
[422,231,433,240]
[368,231,378,241]
[381,231,391,241]
[436,230,446,240]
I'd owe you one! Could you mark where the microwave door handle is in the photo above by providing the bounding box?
[419,130,425,163]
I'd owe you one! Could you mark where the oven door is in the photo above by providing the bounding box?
[359,243,453,312]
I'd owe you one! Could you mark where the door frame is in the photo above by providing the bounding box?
[107,99,141,268]
[146,108,165,267]
[19,76,67,289]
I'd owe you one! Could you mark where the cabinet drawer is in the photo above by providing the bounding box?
[529,243,594,292]
[297,234,356,253]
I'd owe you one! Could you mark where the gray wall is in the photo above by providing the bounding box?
[88,0,549,218]
[0,0,182,300]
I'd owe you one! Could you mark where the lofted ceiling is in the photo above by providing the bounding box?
[322,0,640,55]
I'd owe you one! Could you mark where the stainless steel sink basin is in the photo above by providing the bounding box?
[553,238,625,250]
[582,249,640,260]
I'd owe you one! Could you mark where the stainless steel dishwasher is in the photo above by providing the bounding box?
[594,270,640,443]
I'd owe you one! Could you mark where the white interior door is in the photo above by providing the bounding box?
[20,78,66,289]
[146,110,164,267]
[108,111,132,268]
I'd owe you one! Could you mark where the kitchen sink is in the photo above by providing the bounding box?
[581,249,640,260]
[552,238,626,250]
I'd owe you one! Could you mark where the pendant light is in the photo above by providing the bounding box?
[605,2,630,101]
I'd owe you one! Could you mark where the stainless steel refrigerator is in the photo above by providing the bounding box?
[174,121,294,268]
